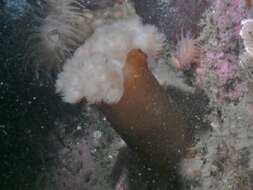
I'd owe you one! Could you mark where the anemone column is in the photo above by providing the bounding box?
[100,49,189,170]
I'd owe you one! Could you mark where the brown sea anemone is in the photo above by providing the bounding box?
[100,49,189,170]
[171,32,200,70]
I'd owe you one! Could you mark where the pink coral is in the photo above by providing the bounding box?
[227,81,248,100]
[194,0,248,102]
[214,58,238,85]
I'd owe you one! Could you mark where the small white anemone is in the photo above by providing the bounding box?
[56,17,165,104]
[240,19,253,57]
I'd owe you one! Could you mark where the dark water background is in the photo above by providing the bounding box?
[0,1,77,188]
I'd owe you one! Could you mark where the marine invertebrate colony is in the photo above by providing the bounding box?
[56,15,189,169]
[179,0,253,189]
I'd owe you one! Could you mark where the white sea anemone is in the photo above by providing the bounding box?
[28,0,138,72]
[240,19,253,57]
[56,17,165,104]
[28,0,90,71]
